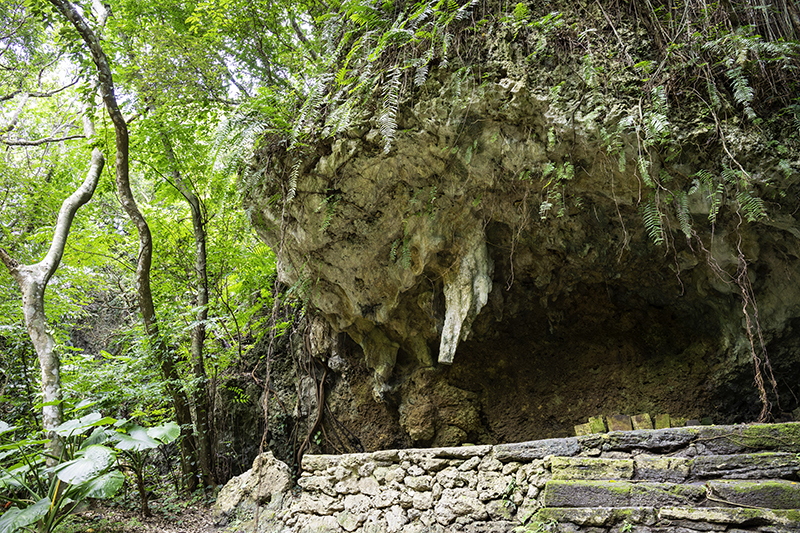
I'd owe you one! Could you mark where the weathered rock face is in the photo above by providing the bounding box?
[213,451,293,526]
[244,7,800,448]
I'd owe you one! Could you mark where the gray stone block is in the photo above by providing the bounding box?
[654,414,671,430]
[632,414,654,430]
[658,507,800,529]
[578,427,700,453]
[691,453,800,480]
[494,438,581,461]
[543,480,706,508]
[589,416,607,433]
[634,456,691,483]
[535,507,658,527]
[707,479,800,509]
[551,457,634,480]
[609,415,634,432]
[430,445,493,460]
[693,423,800,455]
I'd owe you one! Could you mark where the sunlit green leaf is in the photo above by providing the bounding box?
[113,425,160,451]
[0,498,50,533]
[55,445,116,484]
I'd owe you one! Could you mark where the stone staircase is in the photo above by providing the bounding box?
[527,440,800,532]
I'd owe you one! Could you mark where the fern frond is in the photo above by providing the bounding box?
[212,107,270,177]
[410,3,433,24]
[539,199,553,220]
[455,0,478,20]
[581,51,597,87]
[708,182,724,224]
[414,63,429,86]
[557,161,574,182]
[513,2,530,24]
[324,98,358,138]
[693,169,715,189]
[379,66,402,154]
[291,75,331,150]
[727,66,757,119]
[721,166,742,184]
[651,86,668,114]
[640,198,665,246]
[441,32,453,67]
[675,191,692,238]
[706,79,721,110]
[542,161,555,178]
[736,190,767,222]
[646,112,669,139]
[287,158,301,203]
[637,156,654,187]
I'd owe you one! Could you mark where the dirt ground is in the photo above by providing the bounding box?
[69,501,218,533]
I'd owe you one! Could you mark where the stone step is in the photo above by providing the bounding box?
[543,480,706,508]
[549,452,799,483]
[533,506,800,531]
[542,479,800,509]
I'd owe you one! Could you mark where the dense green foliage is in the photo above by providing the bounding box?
[1,0,286,499]
[0,414,178,531]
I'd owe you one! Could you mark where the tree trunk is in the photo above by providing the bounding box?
[48,0,200,491]
[0,148,104,466]
[160,131,216,488]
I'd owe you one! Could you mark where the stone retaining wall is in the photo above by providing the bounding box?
[213,422,800,532]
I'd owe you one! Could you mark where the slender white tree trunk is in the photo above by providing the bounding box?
[0,148,104,464]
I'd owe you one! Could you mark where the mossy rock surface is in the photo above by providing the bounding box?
[550,457,634,481]
[692,452,800,479]
[708,479,800,509]
[542,480,705,508]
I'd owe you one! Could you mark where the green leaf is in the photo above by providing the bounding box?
[147,422,180,444]
[55,445,116,485]
[0,421,18,436]
[80,470,124,499]
[54,413,116,437]
[0,498,50,533]
[69,399,99,412]
[81,427,112,448]
[0,438,49,452]
[114,425,160,451]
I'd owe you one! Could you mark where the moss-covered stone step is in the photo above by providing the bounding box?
[531,507,659,528]
[543,480,707,508]
[532,506,800,531]
[659,506,800,530]
[574,422,800,455]
[692,452,800,480]
[707,479,800,509]
[550,457,634,480]
[550,453,799,483]
[543,479,800,510]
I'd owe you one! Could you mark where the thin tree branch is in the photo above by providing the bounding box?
[1,93,29,134]
[289,13,319,62]
[1,79,81,103]
[40,148,105,284]
[0,134,85,146]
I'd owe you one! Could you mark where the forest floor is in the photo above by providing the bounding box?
[64,499,219,533]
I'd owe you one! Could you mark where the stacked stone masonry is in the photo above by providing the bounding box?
[214,422,800,532]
